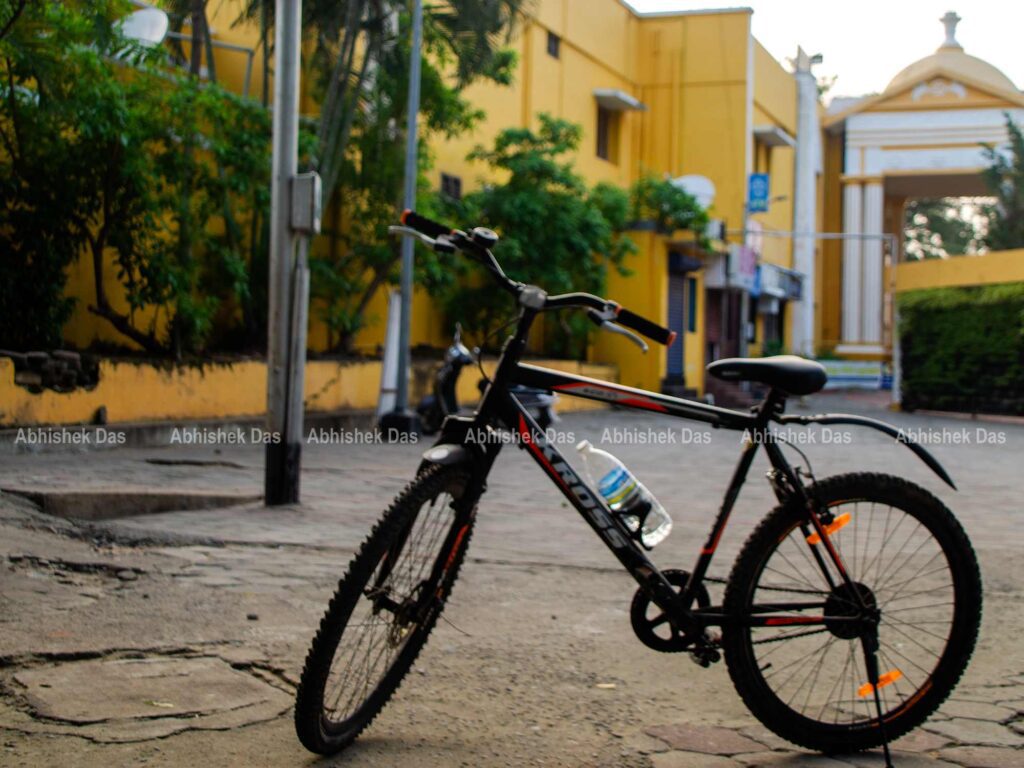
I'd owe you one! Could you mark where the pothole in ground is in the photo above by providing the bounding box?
[1,654,292,743]
[1,488,261,521]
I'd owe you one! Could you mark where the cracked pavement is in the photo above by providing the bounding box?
[1,391,1022,767]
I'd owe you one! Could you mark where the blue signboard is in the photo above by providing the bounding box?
[747,173,770,213]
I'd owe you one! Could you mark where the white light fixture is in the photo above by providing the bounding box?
[117,7,169,47]
[671,175,716,208]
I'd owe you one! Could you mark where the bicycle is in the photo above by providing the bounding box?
[294,211,982,766]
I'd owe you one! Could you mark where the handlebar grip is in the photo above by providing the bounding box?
[616,308,677,347]
[400,209,452,240]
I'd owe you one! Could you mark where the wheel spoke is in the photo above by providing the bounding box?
[737,490,969,733]
[310,471,471,733]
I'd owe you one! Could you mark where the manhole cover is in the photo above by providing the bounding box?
[6,655,291,742]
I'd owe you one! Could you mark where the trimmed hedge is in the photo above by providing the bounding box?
[898,283,1024,415]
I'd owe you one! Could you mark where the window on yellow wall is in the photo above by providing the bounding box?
[687,278,697,333]
[547,31,560,59]
[596,106,619,163]
[440,172,462,201]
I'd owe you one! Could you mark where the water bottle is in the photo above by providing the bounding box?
[576,440,672,548]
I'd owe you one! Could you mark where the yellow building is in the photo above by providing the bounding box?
[62,1,811,400]
[420,1,808,397]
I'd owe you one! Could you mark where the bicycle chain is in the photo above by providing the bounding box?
[700,575,830,646]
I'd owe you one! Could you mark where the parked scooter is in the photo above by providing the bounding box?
[417,324,558,435]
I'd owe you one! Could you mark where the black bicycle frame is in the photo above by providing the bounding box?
[428,307,886,636]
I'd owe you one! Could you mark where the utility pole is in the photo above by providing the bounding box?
[379,0,423,438]
[792,47,822,359]
[265,0,321,505]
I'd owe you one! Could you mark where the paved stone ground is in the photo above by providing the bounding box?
[0,391,1022,767]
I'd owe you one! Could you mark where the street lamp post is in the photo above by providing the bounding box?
[379,0,424,439]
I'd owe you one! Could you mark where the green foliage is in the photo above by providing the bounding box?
[898,284,1024,415]
[630,173,710,242]
[0,0,123,349]
[0,0,272,355]
[981,114,1024,251]
[438,114,636,358]
[281,0,525,351]
[903,197,991,260]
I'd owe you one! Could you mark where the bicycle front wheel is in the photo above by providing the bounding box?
[722,473,981,753]
[294,463,476,755]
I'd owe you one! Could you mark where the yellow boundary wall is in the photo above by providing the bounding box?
[894,249,1024,293]
[0,358,615,427]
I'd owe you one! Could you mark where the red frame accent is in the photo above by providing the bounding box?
[552,382,669,413]
[765,616,825,626]
[443,524,471,572]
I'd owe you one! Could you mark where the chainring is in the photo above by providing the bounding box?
[630,569,711,653]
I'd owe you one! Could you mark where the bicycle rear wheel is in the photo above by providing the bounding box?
[294,463,475,755]
[722,473,981,754]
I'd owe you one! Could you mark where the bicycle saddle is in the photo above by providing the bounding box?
[707,355,827,396]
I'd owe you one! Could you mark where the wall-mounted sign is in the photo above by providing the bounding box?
[747,173,770,213]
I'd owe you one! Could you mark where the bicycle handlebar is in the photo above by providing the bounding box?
[400,209,452,240]
[616,308,676,347]
[395,209,677,348]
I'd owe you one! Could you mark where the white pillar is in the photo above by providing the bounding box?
[792,47,820,358]
[841,182,863,343]
[861,181,884,343]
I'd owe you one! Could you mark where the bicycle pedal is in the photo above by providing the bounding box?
[688,646,721,668]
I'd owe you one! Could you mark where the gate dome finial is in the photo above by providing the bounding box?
[939,11,962,50]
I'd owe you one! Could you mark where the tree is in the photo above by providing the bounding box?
[239,0,527,351]
[0,1,272,355]
[630,173,709,237]
[903,198,990,260]
[240,0,524,202]
[982,114,1024,251]
[438,114,636,358]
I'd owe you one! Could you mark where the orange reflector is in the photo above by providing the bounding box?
[807,512,852,545]
[858,669,903,698]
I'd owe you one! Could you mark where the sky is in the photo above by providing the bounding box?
[623,0,1024,100]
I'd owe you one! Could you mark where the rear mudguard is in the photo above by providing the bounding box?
[777,413,956,490]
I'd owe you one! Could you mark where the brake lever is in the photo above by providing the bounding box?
[389,224,435,243]
[586,308,648,353]
[604,322,649,353]
[387,225,455,253]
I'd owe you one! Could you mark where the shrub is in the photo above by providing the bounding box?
[898,283,1024,415]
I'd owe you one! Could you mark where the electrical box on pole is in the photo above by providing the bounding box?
[291,172,323,235]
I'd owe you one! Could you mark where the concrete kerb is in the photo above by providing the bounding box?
[0,409,379,455]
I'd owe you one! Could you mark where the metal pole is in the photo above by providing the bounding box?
[792,47,822,359]
[380,0,423,438]
[265,0,302,505]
